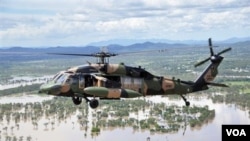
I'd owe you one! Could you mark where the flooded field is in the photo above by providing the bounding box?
[0,95,249,141]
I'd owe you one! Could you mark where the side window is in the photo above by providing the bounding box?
[121,77,142,91]
[71,76,78,84]
[79,75,85,89]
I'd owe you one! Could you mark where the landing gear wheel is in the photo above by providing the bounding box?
[185,101,190,107]
[72,97,82,105]
[180,95,190,107]
[89,99,99,109]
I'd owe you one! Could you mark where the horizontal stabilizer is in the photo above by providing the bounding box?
[207,82,229,87]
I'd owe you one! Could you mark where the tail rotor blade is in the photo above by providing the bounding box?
[208,38,214,56]
[217,47,232,56]
[194,57,210,67]
[208,38,212,46]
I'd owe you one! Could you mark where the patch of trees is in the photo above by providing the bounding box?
[0,97,216,138]
[212,93,250,112]
[0,84,41,96]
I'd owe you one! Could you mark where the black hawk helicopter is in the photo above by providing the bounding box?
[39,38,232,109]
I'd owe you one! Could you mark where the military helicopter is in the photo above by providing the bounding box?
[39,38,232,109]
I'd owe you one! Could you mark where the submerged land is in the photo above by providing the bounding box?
[0,40,250,141]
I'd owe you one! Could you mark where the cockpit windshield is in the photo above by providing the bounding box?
[53,72,71,84]
[52,72,63,81]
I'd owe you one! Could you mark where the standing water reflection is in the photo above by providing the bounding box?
[0,94,249,141]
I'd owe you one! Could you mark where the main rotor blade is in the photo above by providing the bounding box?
[48,53,94,57]
[119,48,167,55]
[217,47,232,56]
[194,57,210,67]
[208,38,214,56]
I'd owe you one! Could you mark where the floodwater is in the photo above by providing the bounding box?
[0,75,52,90]
[0,95,249,141]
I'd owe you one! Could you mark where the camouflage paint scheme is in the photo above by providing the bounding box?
[39,38,231,108]
[39,56,222,99]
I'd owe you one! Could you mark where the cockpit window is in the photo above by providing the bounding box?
[56,74,65,83]
[53,73,68,84]
[53,73,62,81]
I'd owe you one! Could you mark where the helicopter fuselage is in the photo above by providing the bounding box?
[39,38,231,109]
[39,63,197,99]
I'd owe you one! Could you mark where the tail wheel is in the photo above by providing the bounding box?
[72,97,82,105]
[185,101,190,107]
[180,95,190,107]
[89,99,99,109]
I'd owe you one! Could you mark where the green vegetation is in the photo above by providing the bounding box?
[91,126,100,133]
[0,97,215,139]
[95,100,215,133]
[225,81,250,94]
[0,84,41,96]
[210,80,250,115]
[212,94,250,109]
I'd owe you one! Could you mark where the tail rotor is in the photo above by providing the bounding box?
[194,38,232,67]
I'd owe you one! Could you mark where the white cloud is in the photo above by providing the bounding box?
[0,0,250,47]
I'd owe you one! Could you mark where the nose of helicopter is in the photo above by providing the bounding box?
[38,83,62,95]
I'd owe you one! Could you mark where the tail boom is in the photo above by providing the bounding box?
[192,56,223,92]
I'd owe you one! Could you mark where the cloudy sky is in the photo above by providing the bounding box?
[0,0,250,47]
